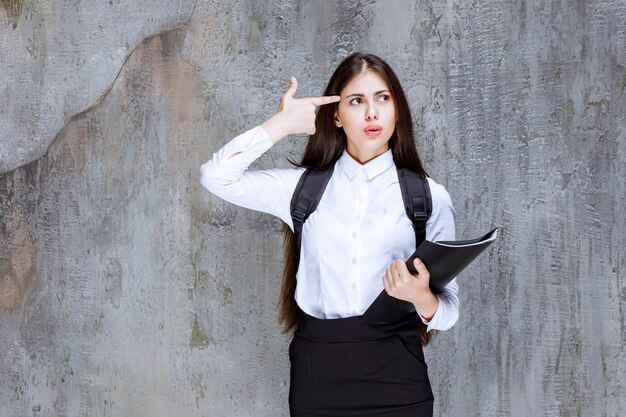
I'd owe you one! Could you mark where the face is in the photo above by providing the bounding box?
[334,70,396,164]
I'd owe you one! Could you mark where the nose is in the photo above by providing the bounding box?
[365,102,378,120]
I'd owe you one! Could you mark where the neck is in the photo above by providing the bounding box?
[346,144,389,165]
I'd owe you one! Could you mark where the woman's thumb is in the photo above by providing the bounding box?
[285,77,298,97]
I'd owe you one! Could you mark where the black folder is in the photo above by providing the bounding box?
[361,228,499,324]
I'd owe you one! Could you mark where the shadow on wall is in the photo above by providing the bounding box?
[0,164,36,310]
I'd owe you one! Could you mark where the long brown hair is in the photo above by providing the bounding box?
[278,52,432,345]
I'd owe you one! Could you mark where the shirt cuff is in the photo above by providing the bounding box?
[417,295,442,332]
[228,125,274,157]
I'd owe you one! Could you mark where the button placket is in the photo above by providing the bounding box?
[348,170,368,314]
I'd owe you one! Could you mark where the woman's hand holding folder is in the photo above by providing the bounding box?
[364,228,498,325]
[383,258,439,322]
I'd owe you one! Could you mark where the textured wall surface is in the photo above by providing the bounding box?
[0,0,197,173]
[1,1,625,416]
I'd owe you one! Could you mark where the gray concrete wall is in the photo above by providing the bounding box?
[0,0,197,173]
[1,0,624,416]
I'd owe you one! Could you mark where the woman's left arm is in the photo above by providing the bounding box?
[383,179,459,332]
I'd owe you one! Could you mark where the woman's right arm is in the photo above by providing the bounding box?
[199,77,340,228]
[199,124,303,228]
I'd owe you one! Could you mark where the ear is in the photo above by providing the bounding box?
[334,111,342,128]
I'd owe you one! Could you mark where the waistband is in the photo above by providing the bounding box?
[294,308,420,343]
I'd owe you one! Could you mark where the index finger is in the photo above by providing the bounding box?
[392,258,410,275]
[307,95,341,106]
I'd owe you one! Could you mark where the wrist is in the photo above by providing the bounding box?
[261,113,291,144]
[411,289,439,322]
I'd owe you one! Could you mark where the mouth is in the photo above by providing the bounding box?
[364,125,382,136]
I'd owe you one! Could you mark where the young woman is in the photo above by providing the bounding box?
[200,52,459,417]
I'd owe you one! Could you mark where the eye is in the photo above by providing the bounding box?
[378,94,390,102]
[349,97,363,105]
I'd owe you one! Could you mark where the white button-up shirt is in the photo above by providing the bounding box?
[200,125,459,331]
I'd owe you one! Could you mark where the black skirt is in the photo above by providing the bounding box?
[289,308,433,417]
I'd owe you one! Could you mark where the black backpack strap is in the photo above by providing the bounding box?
[290,165,335,251]
[396,167,432,246]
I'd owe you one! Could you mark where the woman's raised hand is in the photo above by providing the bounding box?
[261,77,341,144]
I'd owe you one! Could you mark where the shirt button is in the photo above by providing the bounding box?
[352,232,357,238]
[351,283,356,290]
[351,310,357,315]
[352,258,357,264]
[355,215,360,220]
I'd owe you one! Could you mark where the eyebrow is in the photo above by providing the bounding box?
[345,89,390,98]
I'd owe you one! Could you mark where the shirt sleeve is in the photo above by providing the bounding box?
[417,179,460,332]
[199,125,304,230]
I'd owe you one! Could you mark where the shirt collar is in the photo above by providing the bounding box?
[338,148,394,180]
